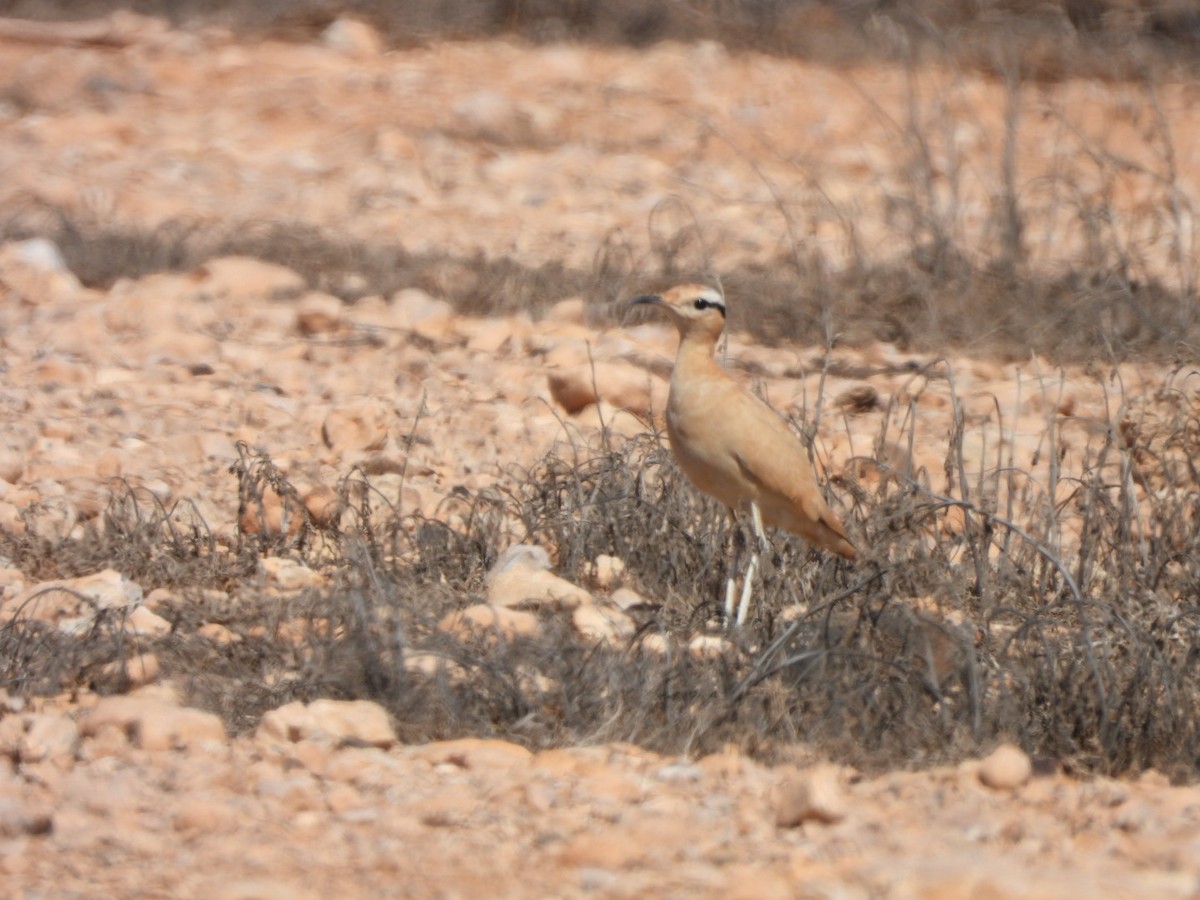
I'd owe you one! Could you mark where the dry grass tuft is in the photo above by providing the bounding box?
[2,0,1199,778]
[4,385,1200,778]
[1,206,1196,362]
[5,1,1200,78]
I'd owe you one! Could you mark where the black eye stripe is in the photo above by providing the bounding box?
[693,297,726,317]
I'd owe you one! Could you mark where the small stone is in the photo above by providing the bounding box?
[100,651,161,689]
[453,89,519,137]
[172,794,232,833]
[257,699,396,749]
[3,569,142,631]
[198,622,240,644]
[688,635,733,659]
[589,554,626,589]
[978,743,1032,790]
[546,297,586,324]
[124,605,171,637]
[8,237,70,274]
[0,715,23,757]
[238,486,307,540]
[23,493,78,543]
[0,797,53,838]
[411,738,533,770]
[546,362,664,416]
[195,257,306,303]
[302,486,341,527]
[0,567,23,597]
[0,238,80,306]
[572,603,635,645]
[0,501,24,537]
[488,567,592,611]
[260,556,322,590]
[80,696,226,751]
[465,317,521,354]
[403,652,468,681]
[834,384,881,414]
[488,544,553,576]
[438,604,541,641]
[208,878,314,900]
[0,445,23,483]
[775,764,847,827]
[322,401,390,453]
[254,771,324,814]
[627,633,665,658]
[609,587,651,611]
[655,761,703,784]
[18,714,79,763]
[558,830,646,868]
[391,288,455,337]
[145,329,221,367]
[144,588,176,610]
[295,291,343,335]
[321,16,384,57]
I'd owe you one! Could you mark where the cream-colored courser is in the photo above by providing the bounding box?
[631,284,856,624]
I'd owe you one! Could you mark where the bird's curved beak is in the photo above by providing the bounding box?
[629,294,664,308]
[624,293,667,328]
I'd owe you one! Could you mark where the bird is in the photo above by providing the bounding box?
[630,284,856,625]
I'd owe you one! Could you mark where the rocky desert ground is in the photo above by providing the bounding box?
[2,8,1200,898]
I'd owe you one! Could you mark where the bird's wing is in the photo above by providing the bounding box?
[728,397,855,546]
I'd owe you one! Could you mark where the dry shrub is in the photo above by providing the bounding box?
[3,3,1198,363]
[1,204,1195,363]
[4,386,1200,779]
[1,0,1199,777]
[2,1,1198,75]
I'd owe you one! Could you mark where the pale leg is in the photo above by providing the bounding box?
[723,509,740,621]
[734,502,768,626]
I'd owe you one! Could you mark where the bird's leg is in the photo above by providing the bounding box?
[735,552,759,627]
[723,510,743,622]
[734,502,769,626]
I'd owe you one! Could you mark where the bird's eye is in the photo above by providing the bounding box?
[693,298,708,309]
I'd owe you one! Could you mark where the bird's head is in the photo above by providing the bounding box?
[629,284,726,340]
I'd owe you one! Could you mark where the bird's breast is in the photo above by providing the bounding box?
[665,380,754,509]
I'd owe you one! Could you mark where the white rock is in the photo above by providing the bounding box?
[391,288,455,336]
[321,16,384,57]
[589,554,626,589]
[10,238,71,274]
[195,256,306,302]
[688,635,733,659]
[258,699,396,748]
[978,743,1033,790]
[125,605,172,637]
[2,569,142,631]
[80,696,226,751]
[775,764,847,827]
[609,587,650,611]
[260,557,322,590]
[18,714,80,763]
[454,89,518,135]
[572,603,635,645]
[488,544,553,577]
[546,362,665,416]
[488,567,592,611]
[295,291,343,335]
[322,401,390,453]
[438,604,541,640]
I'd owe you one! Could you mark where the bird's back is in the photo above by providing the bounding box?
[666,349,856,560]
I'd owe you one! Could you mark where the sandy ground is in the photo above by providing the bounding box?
[1,12,1199,898]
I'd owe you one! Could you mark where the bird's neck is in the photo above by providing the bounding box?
[673,330,724,380]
